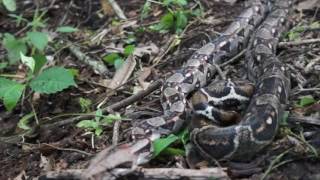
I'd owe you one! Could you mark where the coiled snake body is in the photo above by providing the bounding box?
[86,0,293,173]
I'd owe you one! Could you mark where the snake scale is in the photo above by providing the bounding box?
[86,0,293,174]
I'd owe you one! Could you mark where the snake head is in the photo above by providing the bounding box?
[83,138,155,179]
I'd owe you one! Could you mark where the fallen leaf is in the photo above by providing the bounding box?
[107,55,136,89]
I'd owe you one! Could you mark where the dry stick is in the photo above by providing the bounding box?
[107,0,127,20]
[43,167,229,180]
[68,44,109,75]
[288,115,320,126]
[278,38,320,48]
[112,120,121,146]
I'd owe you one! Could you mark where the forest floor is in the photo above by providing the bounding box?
[0,0,320,179]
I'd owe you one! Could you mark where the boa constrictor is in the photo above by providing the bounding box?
[85,0,293,175]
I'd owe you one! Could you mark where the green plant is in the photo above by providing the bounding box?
[142,0,203,33]
[1,0,16,12]
[286,21,320,41]
[76,109,122,136]
[79,97,92,113]
[103,44,135,69]
[152,128,189,157]
[0,11,79,111]
[295,95,317,108]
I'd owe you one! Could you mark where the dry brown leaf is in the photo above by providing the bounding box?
[134,43,160,57]
[107,55,136,89]
[100,0,114,16]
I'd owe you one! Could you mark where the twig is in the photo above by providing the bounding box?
[112,120,121,146]
[43,167,229,180]
[68,44,109,75]
[41,143,93,156]
[220,49,247,67]
[288,115,320,126]
[107,0,127,20]
[278,38,320,48]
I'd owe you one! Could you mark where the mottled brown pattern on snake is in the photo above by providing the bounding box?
[190,0,292,161]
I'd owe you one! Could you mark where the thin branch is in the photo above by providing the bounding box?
[278,38,320,48]
[107,0,127,20]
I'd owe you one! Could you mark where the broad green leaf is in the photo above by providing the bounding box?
[124,45,135,57]
[79,97,92,112]
[175,11,188,33]
[3,83,25,111]
[95,109,103,121]
[103,53,121,65]
[100,113,122,125]
[76,120,99,129]
[298,95,316,107]
[0,77,25,111]
[114,59,124,69]
[150,13,174,32]
[18,113,35,130]
[27,31,48,51]
[3,0,16,11]
[95,127,103,136]
[20,52,35,72]
[56,26,78,33]
[161,147,185,156]
[2,33,27,64]
[32,54,47,74]
[152,134,179,157]
[30,67,76,94]
[68,68,79,77]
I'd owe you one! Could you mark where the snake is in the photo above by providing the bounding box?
[85,0,293,175]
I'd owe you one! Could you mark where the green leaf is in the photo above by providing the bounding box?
[152,134,179,157]
[0,78,25,111]
[76,120,99,129]
[163,0,187,6]
[18,113,35,130]
[124,45,135,57]
[0,62,8,70]
[79,97,92,112]
[141,1,151,19]
[175,11,188,33]
[298,95,316,107]
[100,113,122,125]
[68,68,79,77]
[2,33,27,64]
[27,31,48,51]
[56,26,79,33]
[150,12,174,32]
[30,67,76,94]
[161,147,185,156]
[95,109,103,121]
[95,127,103,136]
[32,54,47,74]
[3,0,17,11]
[114,58,124,69]
[103,53,121,65]
[20,52,35,72]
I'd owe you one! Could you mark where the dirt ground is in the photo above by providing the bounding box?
[0,0,320,179]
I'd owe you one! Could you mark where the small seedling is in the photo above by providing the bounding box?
[103,44,135,69]
[76,109,122,136]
